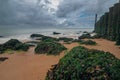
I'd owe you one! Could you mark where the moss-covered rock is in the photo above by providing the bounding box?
[79,33,91,39]
[72,39,84,43]
[80,40,97,45]
[58,37,73,42]
[0,39,29,53]
[92,34,102,39]
[0,57,8,62]
[30,34,58,42]
[30,34,44,38]
[3,39,22,49]
[53,32,61,35]
[35,41,67,55]
[42,36,58,42]
[0,44,5,54]
[14,43,29,51]
[46,46,120,80]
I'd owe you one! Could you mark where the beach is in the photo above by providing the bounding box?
[0,0,120,80]
[0,39,120,80]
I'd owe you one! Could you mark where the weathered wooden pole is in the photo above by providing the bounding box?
[94,14,97,31]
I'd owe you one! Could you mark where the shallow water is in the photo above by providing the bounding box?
[0,25,93,43]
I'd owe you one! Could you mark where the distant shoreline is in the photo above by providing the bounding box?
[0,28,93,44]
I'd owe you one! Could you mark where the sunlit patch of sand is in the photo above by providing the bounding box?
[81,39,120,59]
[0,39,120,80]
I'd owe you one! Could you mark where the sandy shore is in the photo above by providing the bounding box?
[0,39,120,80]
[82,39,120,59]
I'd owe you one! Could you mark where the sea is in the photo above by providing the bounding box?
[0,25,94,44]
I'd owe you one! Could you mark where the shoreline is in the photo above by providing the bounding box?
[0,38,120,80]
[0,28,93,44]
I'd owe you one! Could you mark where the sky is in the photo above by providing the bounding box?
[0,0,118,28]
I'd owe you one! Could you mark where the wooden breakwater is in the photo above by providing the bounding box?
[95,3,120,42]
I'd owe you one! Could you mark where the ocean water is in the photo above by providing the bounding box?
[0,25,94,44]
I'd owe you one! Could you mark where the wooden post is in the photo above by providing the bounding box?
[94,14,97,29]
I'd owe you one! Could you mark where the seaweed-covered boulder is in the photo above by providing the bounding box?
[0,44,5,54]
[14,43,29,51]
[72,39,84,43]
[92,34,102,39]
[41,36,58,42]
[58,37,73,42]
[30,34,58,42]
[30,34,44,38]
[53,32,61,35]
[80,40,97,45]
[46,46,120,80]
[0,39,29,53]
[35,41,67,55]
[3,39,22,49]
[0,57,8,62]
[79,33,91,39]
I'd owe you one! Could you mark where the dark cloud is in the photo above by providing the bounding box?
[56,0,117,27]
[56,0,85,17]
[57,0,116,18]
[0,0,57,26]
[0,0,117,27]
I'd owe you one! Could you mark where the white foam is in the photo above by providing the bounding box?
[0,28,93,44]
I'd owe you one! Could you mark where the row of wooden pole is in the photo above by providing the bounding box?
[95,2,120,41]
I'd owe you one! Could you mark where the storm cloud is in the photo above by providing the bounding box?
[56,0,117,27]
[0,0,57,26]
[0,0,117,27]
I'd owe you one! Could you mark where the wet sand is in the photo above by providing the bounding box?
[0,43,78,80]
[0,39,120,80]
[82,39,120,59]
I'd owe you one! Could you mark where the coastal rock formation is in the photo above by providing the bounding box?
[0,39,29,53]
[46,46,120,80]
[95,2,120,45]
[35,41,67,55]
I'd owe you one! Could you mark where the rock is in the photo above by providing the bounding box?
[0,57,8,62]
[53,32,61,35]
